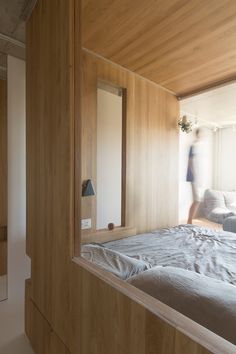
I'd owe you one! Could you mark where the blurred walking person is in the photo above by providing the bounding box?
[187,128,205,224]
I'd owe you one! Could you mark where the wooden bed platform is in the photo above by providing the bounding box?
[25,1,236,353]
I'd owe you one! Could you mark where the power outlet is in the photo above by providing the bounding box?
[81,218,92,230]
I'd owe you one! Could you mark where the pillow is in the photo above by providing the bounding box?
[204,189,225,212]
[207,207,235,224]
[203,189,235,223]
[224,191,236,213]
[81,244,149,280]
[127,266,236,344]
[223,216,236,233]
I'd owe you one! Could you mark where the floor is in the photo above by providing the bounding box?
[180,218,223,230]
[0,249,34,354]
[0,290,34,354]
[193,217,223,230]
[0,294,34,354]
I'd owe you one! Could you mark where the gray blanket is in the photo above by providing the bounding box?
[81,244,149,279]
[104,225,236,285]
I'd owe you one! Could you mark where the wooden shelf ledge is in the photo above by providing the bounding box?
[81,226,136,244]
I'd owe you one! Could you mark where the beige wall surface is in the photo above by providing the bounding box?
[96,88,123,230]
[7,56,31,300]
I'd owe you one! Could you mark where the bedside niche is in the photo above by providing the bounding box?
[81,78,131,245]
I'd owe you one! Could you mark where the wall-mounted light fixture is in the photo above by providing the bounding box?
[178,115,193,133]
[82,179,96,197]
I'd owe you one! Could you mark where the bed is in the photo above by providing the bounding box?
[81,225,236,345]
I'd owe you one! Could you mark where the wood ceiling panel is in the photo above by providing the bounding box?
[82,0,236,96]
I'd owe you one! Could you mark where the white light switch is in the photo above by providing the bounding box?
[81,218,92,230]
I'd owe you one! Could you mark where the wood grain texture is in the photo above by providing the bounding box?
[82,0,236,96]
[81,50,179,242]
[0,79,7,227]
[74,0,82,256]
[26,0,75,340]
[81,226,136,244]
[80,53,97,237]
[26,1,236,354]
[25,280,70,354]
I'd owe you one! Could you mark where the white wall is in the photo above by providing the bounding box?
[179,129,214,222]
[0,56,33,354]
[7,56,30,300]
[96,88,122,229]
[179,130,195,222]
[214,128,236,191]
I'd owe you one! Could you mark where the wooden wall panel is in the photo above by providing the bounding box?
[81,50,179,240]
[26,1,236,354]
[81,57,97,235]
[0,79,7,227]
[26,0,75,341]
[25,280,70,354]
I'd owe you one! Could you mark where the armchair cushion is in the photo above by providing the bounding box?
[224,191,236,213]
[204,189,235,224]
[223,216,236,233]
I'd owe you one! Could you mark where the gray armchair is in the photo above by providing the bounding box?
[223,216,236,233]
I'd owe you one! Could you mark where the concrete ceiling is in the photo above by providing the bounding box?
[0,0,37,79]
[181,82,236,129]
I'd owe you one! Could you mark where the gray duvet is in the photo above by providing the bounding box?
[104,225,236,285]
